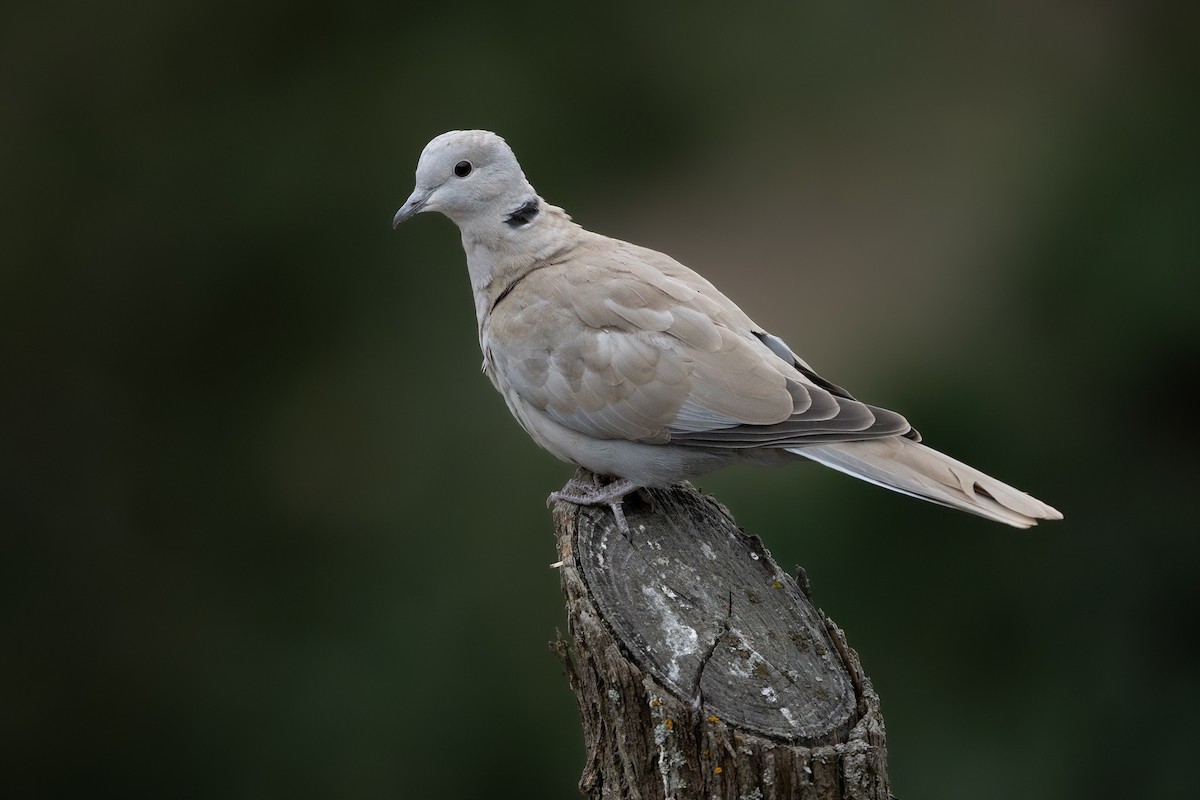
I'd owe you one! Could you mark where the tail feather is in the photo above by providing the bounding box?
[794,438,1062,528]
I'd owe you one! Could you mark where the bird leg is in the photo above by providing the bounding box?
[548,471,641,535]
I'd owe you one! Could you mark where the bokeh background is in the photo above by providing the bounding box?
[4,2,1198,798]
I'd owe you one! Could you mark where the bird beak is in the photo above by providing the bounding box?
[393,187,433,228]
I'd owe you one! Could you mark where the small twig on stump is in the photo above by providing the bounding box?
[550,480,891,800]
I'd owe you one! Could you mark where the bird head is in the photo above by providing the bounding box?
[393,130,536,229]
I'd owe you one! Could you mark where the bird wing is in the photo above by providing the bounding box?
[485,235,912,447]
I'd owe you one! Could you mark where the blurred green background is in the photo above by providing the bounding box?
[3,2,1197,798]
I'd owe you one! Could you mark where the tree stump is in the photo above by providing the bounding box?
[550,480,891,800]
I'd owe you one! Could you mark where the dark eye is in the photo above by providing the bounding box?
[454,160,472,178]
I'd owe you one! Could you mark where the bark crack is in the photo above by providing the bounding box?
[691,588,733,708]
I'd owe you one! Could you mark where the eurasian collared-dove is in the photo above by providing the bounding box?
[393,130,1061,530]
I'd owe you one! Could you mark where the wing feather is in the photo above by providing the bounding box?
[485,238,914,449]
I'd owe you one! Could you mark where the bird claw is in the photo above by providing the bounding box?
[547,473,641,535]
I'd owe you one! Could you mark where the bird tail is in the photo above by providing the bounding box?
[793,437,1062,528]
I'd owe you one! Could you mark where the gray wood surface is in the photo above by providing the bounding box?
[551,480,891,800]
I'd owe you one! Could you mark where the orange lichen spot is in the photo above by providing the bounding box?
[649,699,663,708]
[714,766,724,775]
[708,714,721,724]
[664,719,674,730]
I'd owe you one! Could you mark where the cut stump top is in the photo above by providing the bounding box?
[567,485,859,743]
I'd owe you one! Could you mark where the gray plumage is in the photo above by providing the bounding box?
[393,130,1061,528]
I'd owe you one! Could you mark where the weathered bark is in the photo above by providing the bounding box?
[551,481,890,800]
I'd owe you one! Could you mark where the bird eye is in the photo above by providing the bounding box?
[454,160,472,178]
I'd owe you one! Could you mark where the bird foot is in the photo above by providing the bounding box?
[548,473,641,535]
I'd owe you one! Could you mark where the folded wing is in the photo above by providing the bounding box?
[486,237,913,449]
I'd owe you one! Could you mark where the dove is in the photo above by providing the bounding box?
[393,130,1061,530]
